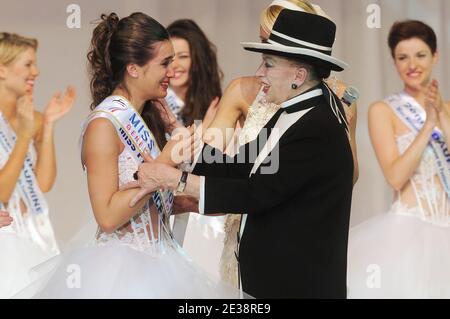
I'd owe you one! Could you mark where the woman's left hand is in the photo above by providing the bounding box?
[43,86,76,125]
[425,80,444,112]
[425,79,450,124]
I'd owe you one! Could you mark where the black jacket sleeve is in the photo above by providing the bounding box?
[193,142,253,179]
[201,135,328,215]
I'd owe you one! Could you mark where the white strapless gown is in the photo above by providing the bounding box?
[348,132,450,298]
[0,124,59,299]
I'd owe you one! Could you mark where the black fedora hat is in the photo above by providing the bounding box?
[241,9,347,71]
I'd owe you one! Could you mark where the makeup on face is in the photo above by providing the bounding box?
[394,37,436,88]
[170,37,191,90]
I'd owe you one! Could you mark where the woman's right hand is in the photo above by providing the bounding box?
[154,99,183,134]
[157,125,201,167]
[0,211,13,228]
[16,94,35,138]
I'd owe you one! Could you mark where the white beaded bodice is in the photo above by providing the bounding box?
[391,131,450,227]
[93,148,174,252]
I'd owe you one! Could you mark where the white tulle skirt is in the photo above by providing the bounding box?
[14,239,244,299]
[0,232,55,298]
[347,212,450,299]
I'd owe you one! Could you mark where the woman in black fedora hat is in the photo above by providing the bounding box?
[218,0,359,290]
[126,8,354,298]
[155,0,359,290]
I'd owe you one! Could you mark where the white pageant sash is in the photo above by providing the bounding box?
[164,89,192,245]
[85,96,174,232]
[0,112,59,255]
[386,92,450,198]
[165,88,184,123]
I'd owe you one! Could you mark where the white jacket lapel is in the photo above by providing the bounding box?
[249,107,314,177]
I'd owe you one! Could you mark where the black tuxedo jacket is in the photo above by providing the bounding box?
[193,84,353,298]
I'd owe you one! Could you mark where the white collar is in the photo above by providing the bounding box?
[281,88,323,108]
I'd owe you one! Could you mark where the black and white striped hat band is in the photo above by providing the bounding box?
[267,30,333,55]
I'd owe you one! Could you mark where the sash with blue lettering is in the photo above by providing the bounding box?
[386,92,450,198]
[85,96,174,236]
[0,112,59,255]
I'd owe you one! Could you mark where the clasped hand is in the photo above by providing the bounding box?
[121,124,200,207]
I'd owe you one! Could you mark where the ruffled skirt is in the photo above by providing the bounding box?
[14,239,245,299]
[0,232,55,298]
[347,212,450,298]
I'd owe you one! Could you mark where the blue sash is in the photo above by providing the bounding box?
[386,92,450,198]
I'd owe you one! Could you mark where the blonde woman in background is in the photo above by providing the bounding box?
[0,32,75,298]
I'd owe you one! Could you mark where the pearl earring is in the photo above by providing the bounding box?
[291,83,298,90]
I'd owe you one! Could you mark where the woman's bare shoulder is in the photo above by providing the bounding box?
[368,100,395,120]
[83,117,120,150]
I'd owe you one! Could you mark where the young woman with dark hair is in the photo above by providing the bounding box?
[16,12,242,299]
[166,19,223,127]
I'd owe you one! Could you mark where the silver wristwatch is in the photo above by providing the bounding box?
[175,171,188,195]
